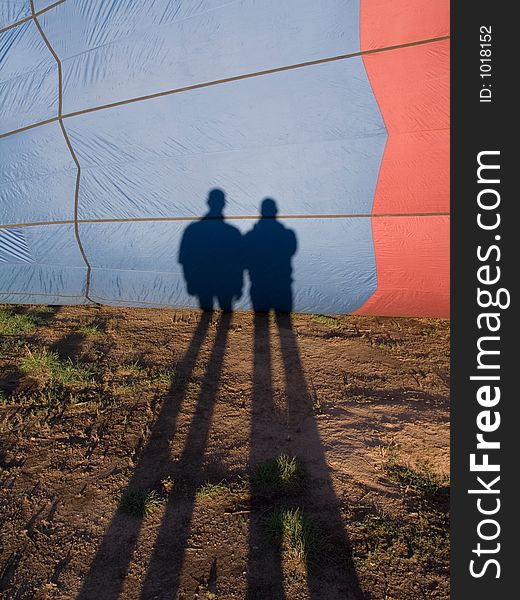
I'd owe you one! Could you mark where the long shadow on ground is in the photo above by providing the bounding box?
[77,311,364,599]
[246,313,364,600]
[76,311,214,600]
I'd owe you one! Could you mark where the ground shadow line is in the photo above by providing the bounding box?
[76,311,212,600]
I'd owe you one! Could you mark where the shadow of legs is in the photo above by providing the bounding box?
[275,314,364,600]
[246,312,286,600]
[76,312,212,600]
[138,311,232,599]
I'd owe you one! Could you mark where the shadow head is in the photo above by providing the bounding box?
[207,188,226,214]
[260,198,278,218]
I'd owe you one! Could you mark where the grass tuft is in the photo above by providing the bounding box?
[13,387,69,415]
[0,309,38,335]
[368,333,401,351]
[196,481,232,500]
[110,362,175,392]
[385,459,448,498]
[20,348,97,388]
[354,507,449,573]
[148,367,176,386]
[20,348,62,375]
[347,452,451,575]
[311,314,339,327]
[0,306,56,335]
[119,489,162,518]
[76,324,103,337]
[264,507,322,562]
[250,455,305,497]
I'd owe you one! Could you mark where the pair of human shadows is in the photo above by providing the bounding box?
[178,189,296,314]
[77,313,363,600]
[77,191,363,599]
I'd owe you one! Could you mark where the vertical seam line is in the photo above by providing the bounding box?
[29,0,94,303]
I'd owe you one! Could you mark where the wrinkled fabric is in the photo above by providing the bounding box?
[0,0,449,316]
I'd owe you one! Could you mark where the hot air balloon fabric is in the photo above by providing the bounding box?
[0,0,449,316]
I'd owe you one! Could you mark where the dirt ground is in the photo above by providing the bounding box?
[0,305,450,600]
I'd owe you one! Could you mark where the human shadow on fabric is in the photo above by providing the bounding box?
[78,194,363,599]
[179,188,243,311]
[243,202,363,598]
[244,198,297,314]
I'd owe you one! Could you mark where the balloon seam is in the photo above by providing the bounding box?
[0,213,451,230]
[0,0,67,35]
[0,35,450,141]
[29,0,94,304]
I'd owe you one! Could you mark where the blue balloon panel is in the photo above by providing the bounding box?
[0,223,89,304]
[0,1,30,30]
[66,58,386,220]
[1,0,388,314]
[39,0,361,114]
[82,217,377,314]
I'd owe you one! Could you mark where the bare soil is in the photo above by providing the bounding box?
[0,305,450,600]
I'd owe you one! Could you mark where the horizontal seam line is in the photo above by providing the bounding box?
[0,291,86,298]
[0,34,450,140]
[0,0,67,35]
[0,213,451,229]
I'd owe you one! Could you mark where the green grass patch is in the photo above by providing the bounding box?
[250,455,305,497]
[264,507,322,562]
[0,309,38,335]
[0,306,56,335]
[146,367,176,386]
[196,480,233,500]
[354,508,449,573]
[0,336,26,355]
[311,314,339,327]
[385,459,448,498]
[357,513,401,546]
[349,452,450,575]
[20,348,97,388]
[12,387,71,416]
[368,333,401,351]
[110,363,174,391]
[11,348,101,415]
[117,361,146,377]
[76,324,103,337]
[119,489,163,518]
[20,348,62,375]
